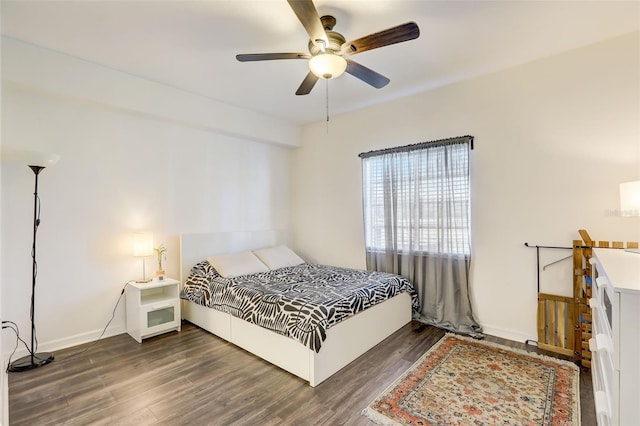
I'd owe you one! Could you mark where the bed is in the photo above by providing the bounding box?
[179,230,417,387]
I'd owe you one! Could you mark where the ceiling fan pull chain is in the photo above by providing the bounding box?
[326,78,330,124]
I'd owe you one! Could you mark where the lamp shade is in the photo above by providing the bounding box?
[133,232,154,257]
[1,149,60,167]
[309,53,347,79]
[620,180,640,217]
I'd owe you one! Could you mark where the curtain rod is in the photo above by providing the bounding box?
[358,135,474,158]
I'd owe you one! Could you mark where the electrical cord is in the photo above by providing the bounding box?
[31,193,41,354]
[50,285,126,364]
[2,321,31,373]
[2,283,127,371]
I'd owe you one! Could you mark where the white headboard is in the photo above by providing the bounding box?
[179,230,288,285]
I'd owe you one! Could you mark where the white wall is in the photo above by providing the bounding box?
[1,38,300,149]
[0,51,5,424]
[291,32,640,342]
[1,39,297,357]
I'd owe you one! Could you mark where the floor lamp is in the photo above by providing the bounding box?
[8,151,60,372]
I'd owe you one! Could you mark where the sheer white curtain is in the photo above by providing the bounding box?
[361,137,482,337]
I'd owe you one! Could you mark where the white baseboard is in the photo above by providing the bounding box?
[4,324,126,361]
[480,323,536,345]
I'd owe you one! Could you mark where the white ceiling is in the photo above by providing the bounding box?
[2,1,638,125]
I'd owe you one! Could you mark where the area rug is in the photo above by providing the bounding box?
[362,334,580,426]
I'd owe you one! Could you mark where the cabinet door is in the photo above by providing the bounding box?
[618,294,640,425]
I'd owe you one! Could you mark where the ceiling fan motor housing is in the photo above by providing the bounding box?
[308,16,346,55]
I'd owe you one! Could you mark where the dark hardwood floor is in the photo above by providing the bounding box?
[9,321,595,425]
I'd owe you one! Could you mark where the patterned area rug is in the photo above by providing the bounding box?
[363,334,580,426]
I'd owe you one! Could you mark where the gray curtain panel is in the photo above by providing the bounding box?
[360,137,482,337]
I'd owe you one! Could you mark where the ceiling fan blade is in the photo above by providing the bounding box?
[342,22,420,55]
[295,71,320,96]
[287,0,327,45]
[345,60,390,89]
[236,53,310,62]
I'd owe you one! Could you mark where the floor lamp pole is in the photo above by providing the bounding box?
[8,165,55,372]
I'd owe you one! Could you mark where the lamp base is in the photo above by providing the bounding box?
[8,352,54,372]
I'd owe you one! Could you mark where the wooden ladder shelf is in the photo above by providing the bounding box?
[536,229,638,367]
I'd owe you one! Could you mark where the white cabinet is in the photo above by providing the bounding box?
[125,278,181,343]
[589,249,640,426]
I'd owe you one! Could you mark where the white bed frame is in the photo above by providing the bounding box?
[179,231,412,387]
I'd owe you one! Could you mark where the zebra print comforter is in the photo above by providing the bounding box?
[181,261,419,352]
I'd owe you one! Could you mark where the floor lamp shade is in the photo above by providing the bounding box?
[620,181,640,217]
[8,151,60,372]
[2,149,61,168]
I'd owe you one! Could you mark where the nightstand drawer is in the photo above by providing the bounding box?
[141,299,180,335]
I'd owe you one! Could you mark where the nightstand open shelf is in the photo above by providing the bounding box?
[126,278,181,343]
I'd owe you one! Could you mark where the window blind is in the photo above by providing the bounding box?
[361,138,471,256]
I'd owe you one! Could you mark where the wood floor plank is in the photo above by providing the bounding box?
[9,321,595,425]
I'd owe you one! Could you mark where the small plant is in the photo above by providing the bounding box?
[154,244,167,272]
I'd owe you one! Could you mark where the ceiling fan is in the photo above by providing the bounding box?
[236,0,420,95]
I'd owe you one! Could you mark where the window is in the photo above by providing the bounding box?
[359,137,481,337]
[361,140,471,256]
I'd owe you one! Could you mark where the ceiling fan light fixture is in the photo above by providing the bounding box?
[309,53,347,79]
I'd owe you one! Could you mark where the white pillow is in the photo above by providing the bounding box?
[252,245,305,270]
[207,251,269,278]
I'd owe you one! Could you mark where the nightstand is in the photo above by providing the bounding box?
[125,278,181,343]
